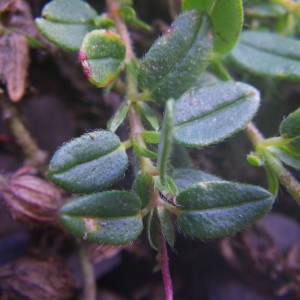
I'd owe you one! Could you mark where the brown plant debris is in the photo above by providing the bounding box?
[0,255,77,300]
[0,0,39,102]
[220,213,300,299]
[2,166,63,225]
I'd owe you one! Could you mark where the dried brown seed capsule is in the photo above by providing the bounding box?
[0,255,77,300]
[2,167,62,224]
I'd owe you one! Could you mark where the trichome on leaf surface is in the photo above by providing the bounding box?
[1,0,300,299]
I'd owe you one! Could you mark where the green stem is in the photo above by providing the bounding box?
[264,151,300,204]
[78,244,97,300]
[106,3,173,299]
[211,57,233,81]
[246,123,300,203]
[106,0,158,176]
[246,122,264,149]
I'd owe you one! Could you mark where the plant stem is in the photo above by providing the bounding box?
[158,230,174,300]
[264,151,300,203]
[106,0,135,60]
[0,95,47,168]
[78,244,97,300]
[246,122,264,148]
[106,0,157,175]
[107,3,173,299]
[246,122,300,203]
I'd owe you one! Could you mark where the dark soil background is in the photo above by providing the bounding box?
[0,1,300,299]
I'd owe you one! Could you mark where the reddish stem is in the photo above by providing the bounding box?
[159,232,174,300]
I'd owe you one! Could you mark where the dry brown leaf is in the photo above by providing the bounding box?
[0,0,39,102]
[0,32,29,102]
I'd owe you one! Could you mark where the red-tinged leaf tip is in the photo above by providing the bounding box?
[78,51,92,78]
[78,51,88,62]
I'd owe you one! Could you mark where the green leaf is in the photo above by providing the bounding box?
[158,100,174,184]
[41,0,97,23]
[139,10,213,103]
[36,0,97,51]
[182,0,243,53]
[170,144,193,169]
[60,191,143,244]
[138,102,160,131]
[80,30,126,87]
[157,207,175,247]
[265,164,279,196]
[142,131,161,144]
[132,138,157,159]
[36,19,94,51]
[246,3,287,18]
[173,168,221,191]
[270,146,300,170]
[279,108,300,138]
[107,102,129,132]
[230,31,300,80]
[93,15,115,28]
[132,172,153,208]
[193,72,220,89]
[176,181,274,239]
[120,6,151,30]
[162,176,179,196]
[146,209,159,250]
[48,130,128,193]
[25,35,44,48]
[262,150,280,195]
[174,81,260,147]
[247,152,264,167]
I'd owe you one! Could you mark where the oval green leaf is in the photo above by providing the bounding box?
[174,81,260,147]
[36,0,98,51]
[139,10,213,103]
[36,19,94,51]
[280,108,300,138]
[146,209,159,250]
[41,0,97,23]
[246,3,287,18]
[230,31,300,80]
[107,102,129,133]
[48,130,128,193]
[169,144,193,169]
[270,146,300,170]
[173,168,221,191]
[60,191,143,244]
[158,99,174,184]
[132,172,153,208]
[80,29,126,87]
[176,181,274,239]
[182,0,243,53]
[157,207,175,248]
[138,102,160,131]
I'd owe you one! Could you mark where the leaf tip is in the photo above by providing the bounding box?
[78,51,93,78]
